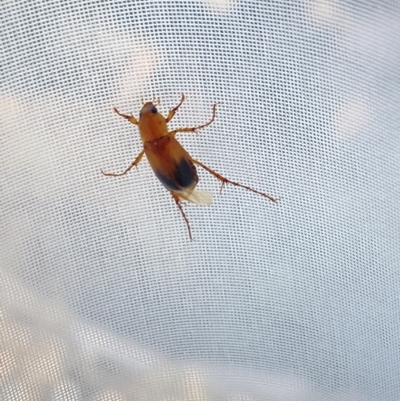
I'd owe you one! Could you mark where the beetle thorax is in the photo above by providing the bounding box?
[138,102,168,142]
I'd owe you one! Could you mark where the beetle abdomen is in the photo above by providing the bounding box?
[154,157,197,192]
[144,135,198,192]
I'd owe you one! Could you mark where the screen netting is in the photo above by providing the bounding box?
[2,1,400,400]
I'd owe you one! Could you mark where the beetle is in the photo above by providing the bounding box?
[102,94,277,240]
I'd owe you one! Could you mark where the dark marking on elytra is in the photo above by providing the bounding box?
[155,158,198,191]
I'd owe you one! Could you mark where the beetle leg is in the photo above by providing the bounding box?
[101,150,145,177]
[165,93,185,123]
[191,158,278,203]
[114,107,139,125]
[171,191,193,240]
[168,103,217,136]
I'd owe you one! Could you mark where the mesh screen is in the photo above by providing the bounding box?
[2,1,400,400]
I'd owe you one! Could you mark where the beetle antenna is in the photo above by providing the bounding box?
[152,94,161,105]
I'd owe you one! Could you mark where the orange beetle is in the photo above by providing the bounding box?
[102,94,277,240]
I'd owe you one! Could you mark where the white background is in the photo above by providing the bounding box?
[2,1,400,400]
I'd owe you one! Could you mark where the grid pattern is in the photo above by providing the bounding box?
[2,1,400,400]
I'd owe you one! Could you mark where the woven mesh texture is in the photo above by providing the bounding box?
[2,1,400,400]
